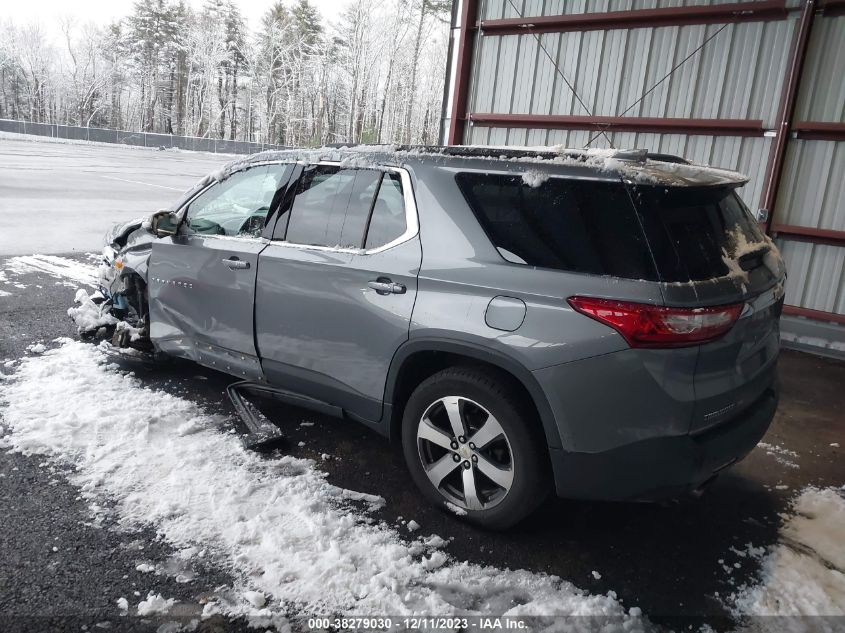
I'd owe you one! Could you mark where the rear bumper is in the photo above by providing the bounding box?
[548,385,778,501]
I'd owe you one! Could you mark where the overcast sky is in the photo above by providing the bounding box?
[4,0,337,33]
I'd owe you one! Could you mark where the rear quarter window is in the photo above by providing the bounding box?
[364,173,407,250]
[455,173,659,281]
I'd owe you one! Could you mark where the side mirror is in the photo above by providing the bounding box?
[756,208,769,223]
[149,210,180,237]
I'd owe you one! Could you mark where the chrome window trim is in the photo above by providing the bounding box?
[271,160,419,256]
[174,159,419,254]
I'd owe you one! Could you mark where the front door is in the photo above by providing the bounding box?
[255,164,421,423]
[149,163,292,379]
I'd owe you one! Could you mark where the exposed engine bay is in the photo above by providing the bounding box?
[77,218,155,351]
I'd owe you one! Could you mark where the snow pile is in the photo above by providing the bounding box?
[0,340,643,627]
[243,590,267,609]
[195,166,228,189]
[720,226,785,291]
[5,254,98,287]
[728,487,845,616]
[67,289,117,333]
[521,171,549,188]
[136,592,176,616]
[115,320,144,342]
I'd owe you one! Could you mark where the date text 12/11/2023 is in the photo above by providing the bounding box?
[305,617,530,630]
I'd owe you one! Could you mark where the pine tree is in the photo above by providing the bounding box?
[291,0,323,54]
[127,0,183,131]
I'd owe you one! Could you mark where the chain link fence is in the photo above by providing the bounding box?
[0,119,287,155]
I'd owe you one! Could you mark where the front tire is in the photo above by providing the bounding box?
[401,366,549,530]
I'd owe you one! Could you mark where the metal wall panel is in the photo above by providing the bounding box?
[793,15,845,123]
[778,240,845,315]
[775,139,845,230]
[453,1,844,350]
[470,17,796,127]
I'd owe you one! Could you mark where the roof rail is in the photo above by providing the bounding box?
[643,152,690,165]
[612,149,649,163]
[289,143,690,165]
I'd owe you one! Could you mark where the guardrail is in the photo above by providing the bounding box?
[0,119,287,155]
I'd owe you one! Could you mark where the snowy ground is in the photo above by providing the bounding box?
[0,134,229,255]
[0,339,642,630]
[1,253,843,632]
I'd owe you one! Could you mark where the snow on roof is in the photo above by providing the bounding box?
[198,144,749,189]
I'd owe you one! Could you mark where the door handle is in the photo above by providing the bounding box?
[368,278,406,295]
[222,257,250,270]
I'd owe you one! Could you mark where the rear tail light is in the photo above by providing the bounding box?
[567,296,743,348]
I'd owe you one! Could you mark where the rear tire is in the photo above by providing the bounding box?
[401,366,549,530]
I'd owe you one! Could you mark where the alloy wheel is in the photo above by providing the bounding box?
[416,395,514,511]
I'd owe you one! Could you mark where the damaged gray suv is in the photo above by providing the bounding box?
[94,146,785,529]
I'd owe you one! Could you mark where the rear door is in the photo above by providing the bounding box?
[255,164,421,423]
[629,184,785,432]
[149,163,292,378]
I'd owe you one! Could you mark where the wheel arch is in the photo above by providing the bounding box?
[383,338,565,454]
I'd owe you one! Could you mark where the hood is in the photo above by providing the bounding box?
[105,218,145,248]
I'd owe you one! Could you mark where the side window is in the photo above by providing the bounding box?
[364,173,407,250]
[185,164,288,237]
[283,166,381,248]
[455,173,659,281]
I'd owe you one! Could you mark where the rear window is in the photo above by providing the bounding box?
[455,173,659,281]
[629,185,766,282]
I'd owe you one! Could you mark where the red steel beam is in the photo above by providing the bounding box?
[783,305,845,326]
[794,122,845,141]
[760,0,817,232]
[479,0,788,36]
[447,0,480,146]
[468,113,766,137]
[772,224,845,247]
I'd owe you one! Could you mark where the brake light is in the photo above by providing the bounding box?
[567,296,743,348]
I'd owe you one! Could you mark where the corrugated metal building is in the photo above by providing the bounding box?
[441,0,845,358]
